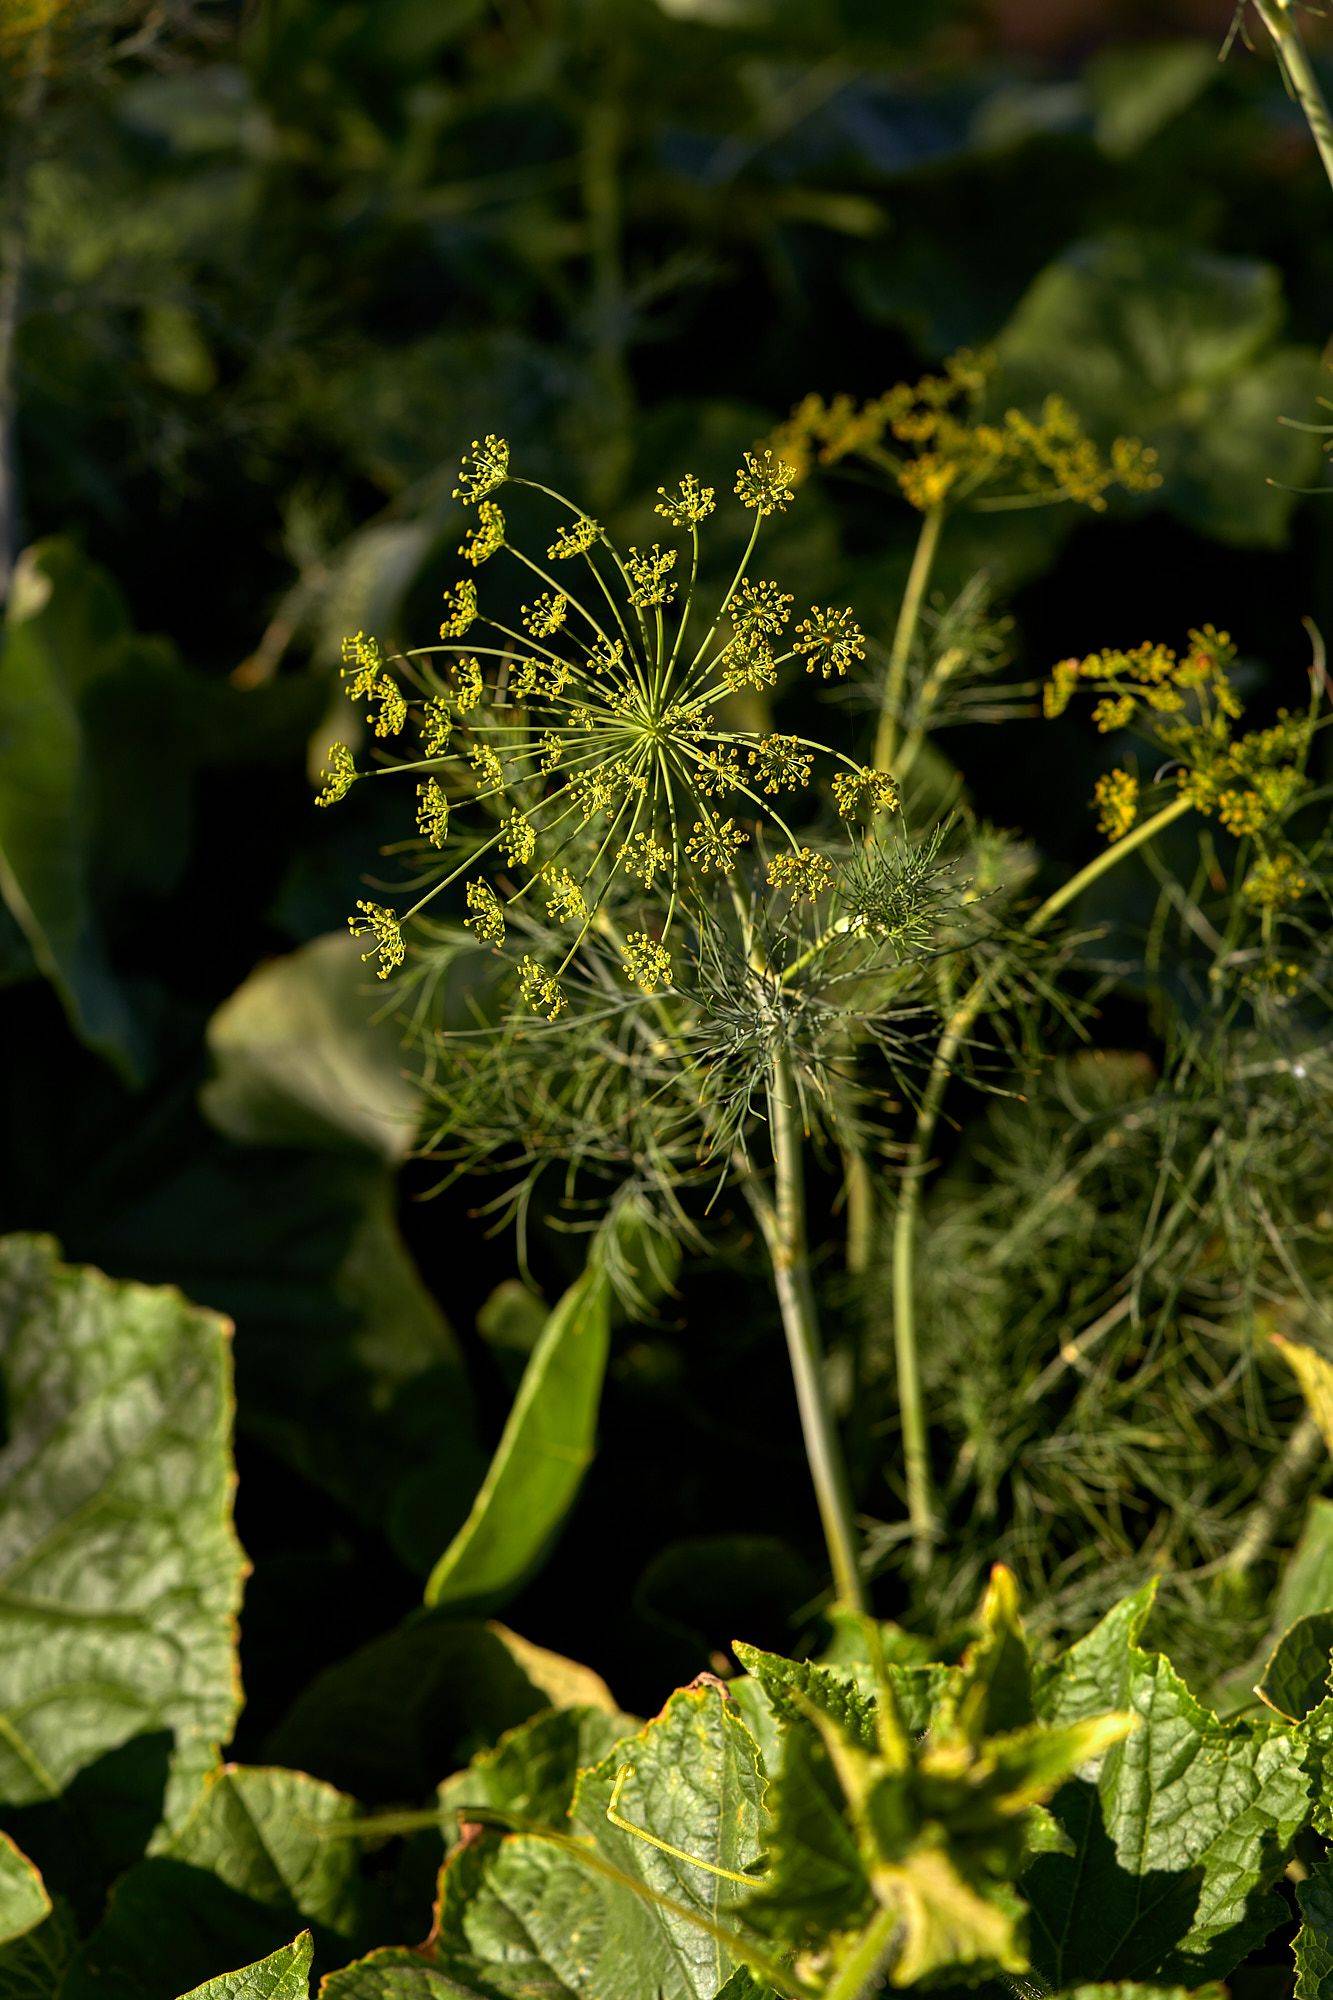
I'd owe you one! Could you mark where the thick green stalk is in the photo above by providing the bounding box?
[873,503,946,778]
[754,1052,867,1614]
[819,1904,900,2000]
[891,795,1194,1571]
[1254,0,1333,197]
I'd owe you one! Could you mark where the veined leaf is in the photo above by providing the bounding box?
[1025,1585,1309,1986]
[1256,1613,1333,1722]
[438,1707,635,1845]
[174,1935,312,2000]
[424,1268,611,1612]
[0,1838,48,1949]
[0,1903,77,2000]
[65,1767,373,2000]
[1296,1855,1333,1999]
[0,1236,245,1831]
[318,1956,480,2000]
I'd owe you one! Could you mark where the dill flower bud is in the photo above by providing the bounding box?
[735,449,795,516]
[1094,768,1138,841]
[720,633,777,692]
[767,847,834,901]
[732,579,793,638]
[655,474,715,527]
[794,606,867,679]
[686,819,749,873]
[522,592,568,637]
[1243,851,1307,909]
[465,879,505,945]
[833,766,899,819]
[415,778,449,848]
[696,749,744,797]
[548,516,601,560]
[469,743,504,791]
[371,676,407,738]
[349,900,405,979]
[440,579,478,638]
[748,735,812,795]
[453,435,509,505]
[314,742,357,808]
[460,501,505,566]
[1092,694,1136,732]
[340,630,383,699]
[420,697,452,757]
[620,831,670,884]
[543,866,588,926]
[625,544,678,608]
[500,813,536,866]
[622,932,672,991]
[518,955,565,1020]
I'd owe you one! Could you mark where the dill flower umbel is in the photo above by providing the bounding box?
[769,349,1160,515]
[321,434,890,1016]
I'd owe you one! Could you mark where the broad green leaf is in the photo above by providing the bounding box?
[737,1714,869,1951]
[0,1839,48,1949]
[1025,1585,1309,1986]
[1256,1613,1333,1722]
[175,1935,312,2000]
[1272,1501,1333,1634]
[1273,1336,1333,1454]
[0,1903,77,2000]
[65,1768,373,2000]
[994,234,1322,545]
[1087,42,1216,157]
[1296,1856,1333,1999]
[0,1235,244,1829]
[438,1707,635,1844]
[418,1685,773,2000]
[425,1267,612,1611]
[319,1957,479,2000]
[266,1616,615,1804]
[201,934,420,1162]
[732,1642,951,1745]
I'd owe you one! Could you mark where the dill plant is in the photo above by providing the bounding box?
[315,433,972,1613]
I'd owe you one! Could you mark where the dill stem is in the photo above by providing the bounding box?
[873,503,946,779]
[1223,1412,1323,1578]
[891,793,1194,1573]
[753,1050,867,1614]
[1253,0,1333,198]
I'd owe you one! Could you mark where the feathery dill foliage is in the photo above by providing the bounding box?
[316,434,908,1012]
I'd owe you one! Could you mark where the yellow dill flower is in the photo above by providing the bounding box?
[833,765,899,819]
[440,579,479,638]
[1092,694,1136,732]
[620,830,669,884]
[732,579,793,638]
[420,697,452,757]
[655,474,715,528]
[460,500,505,566]
[548,516,601,560]
[371,676,407,738]
[500,813,536,866]
[448,656,484,714]
[622,931,672,991]
[625,544,678,608]
[522,591,568,638]
[349,900,405,979]
[512,656,570,701]
[315,742,357,808]
[453,435,510,505]
[735,449,795,517]
[767,847,833,900]
[686,818,749,873]
[1217,788,1267,838]
[748,734,812,794]
[465,879,505,945]
[415,778,449,848]
[720,633,777,692]
[1243,851,1307,909]
[518,955,566,1020]
[794,606,866,679]
[341,630,383,699]
[696,748,745,797]
[469,743,504,791]
[543,866,588,926]
[1094,768,1138,841]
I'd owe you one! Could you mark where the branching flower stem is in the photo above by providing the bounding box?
[749,1050,868,1614]
[891,794,1194,1570]
[873,503,947,777]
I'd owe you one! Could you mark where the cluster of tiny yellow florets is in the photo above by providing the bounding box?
[322,433,891,1020]
[1243,851,1308,910]
[770,350,1160,515]
[1045,626,1313,846]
